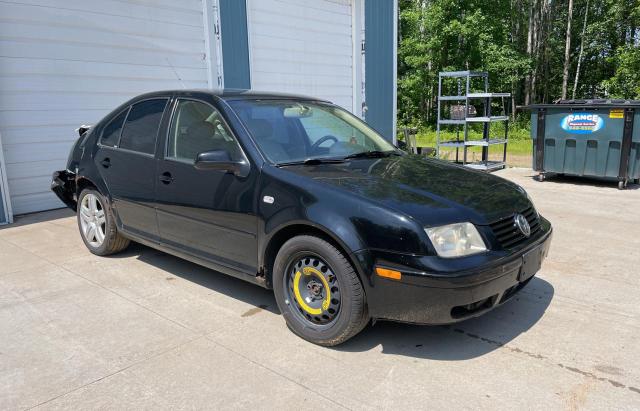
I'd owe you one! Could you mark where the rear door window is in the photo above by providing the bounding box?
[100,109,128,147]
[119,99,168,155]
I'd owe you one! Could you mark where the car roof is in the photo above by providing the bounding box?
[132,89,331,103]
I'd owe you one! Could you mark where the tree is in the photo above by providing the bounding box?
[397,0,640,128]
[603,45,640,98]
[561,0,574,99]
[572,0,590,100]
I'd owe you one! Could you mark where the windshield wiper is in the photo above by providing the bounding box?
[275,157,346,167]
[343,150,402,160]
[276,151,401,166]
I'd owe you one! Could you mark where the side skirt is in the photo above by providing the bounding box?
[119,229,268,289]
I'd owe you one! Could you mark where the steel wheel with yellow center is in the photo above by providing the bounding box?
[285,255,341,325]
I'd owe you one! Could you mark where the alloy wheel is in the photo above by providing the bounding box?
[79,193,106,247]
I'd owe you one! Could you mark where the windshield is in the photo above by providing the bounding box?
[228,100,397,164]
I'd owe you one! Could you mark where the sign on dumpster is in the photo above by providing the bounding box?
[560,112,605,134]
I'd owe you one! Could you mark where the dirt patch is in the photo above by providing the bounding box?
[436,148,532,168]
[506,154,532,168]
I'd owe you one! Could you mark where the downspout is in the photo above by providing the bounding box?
[0,131,13,224]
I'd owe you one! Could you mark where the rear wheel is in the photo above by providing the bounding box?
[77,188,130,256]
[273,235,369,346]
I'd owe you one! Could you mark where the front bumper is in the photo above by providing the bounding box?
[358,226,553,324]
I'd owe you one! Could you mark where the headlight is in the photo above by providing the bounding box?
[424,222,487,258]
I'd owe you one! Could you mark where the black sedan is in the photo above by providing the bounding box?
[52,89,552,346]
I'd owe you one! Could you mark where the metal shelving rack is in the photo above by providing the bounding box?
[436,71,510,171]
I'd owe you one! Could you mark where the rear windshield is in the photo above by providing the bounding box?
[228,100,396,164]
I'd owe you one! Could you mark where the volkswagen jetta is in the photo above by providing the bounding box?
[52,90,552,346]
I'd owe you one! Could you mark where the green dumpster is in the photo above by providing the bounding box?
[530,100,640,189]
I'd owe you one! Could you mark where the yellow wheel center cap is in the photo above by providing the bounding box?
[293,266,331,315]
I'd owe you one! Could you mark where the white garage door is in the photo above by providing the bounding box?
[248,0,354,111]
[0,0,212,214]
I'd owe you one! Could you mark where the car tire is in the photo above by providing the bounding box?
[273,235,369,346]
[77,188,130,256]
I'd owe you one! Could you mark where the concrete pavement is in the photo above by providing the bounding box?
[1,168,639,410]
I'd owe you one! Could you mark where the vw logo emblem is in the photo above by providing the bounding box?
[514,214,531,237]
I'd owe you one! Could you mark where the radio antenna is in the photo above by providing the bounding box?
[166,57,186,89]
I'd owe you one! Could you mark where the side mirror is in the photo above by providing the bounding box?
[194,150,249,177]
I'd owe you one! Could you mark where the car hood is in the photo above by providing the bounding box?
[280,155,531,226]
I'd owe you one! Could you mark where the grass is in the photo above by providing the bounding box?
[399,125,534,167]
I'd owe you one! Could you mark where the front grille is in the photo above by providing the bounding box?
[489,206,541,249]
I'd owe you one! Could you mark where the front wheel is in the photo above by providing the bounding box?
[273,235,369,346]
[77,188,130,256]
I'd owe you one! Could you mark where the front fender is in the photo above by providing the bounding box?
[257,166,430,290]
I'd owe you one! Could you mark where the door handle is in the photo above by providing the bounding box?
[100,158,111,168]
[159,172,173,184]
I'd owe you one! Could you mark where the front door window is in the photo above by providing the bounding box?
[167,100,243,163]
